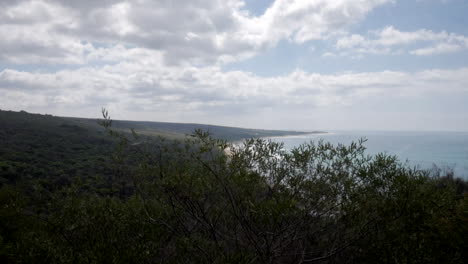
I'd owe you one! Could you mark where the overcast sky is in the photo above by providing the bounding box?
[1,0,467,131]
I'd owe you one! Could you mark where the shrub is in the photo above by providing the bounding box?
[0,116,466,263]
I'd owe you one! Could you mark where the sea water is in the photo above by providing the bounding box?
[267,131,468,179]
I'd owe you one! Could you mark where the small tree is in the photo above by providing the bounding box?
[1,110,465,264]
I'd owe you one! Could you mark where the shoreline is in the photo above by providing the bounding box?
[229,131,328,144]
[224,131,328,155]
[263,131,329,140]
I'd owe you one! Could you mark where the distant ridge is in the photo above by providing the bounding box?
[68,116,322,141]
[1,110,323,141]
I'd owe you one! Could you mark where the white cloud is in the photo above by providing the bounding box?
[335,26,468,56]
[0,1,90,64]
[410,43,463,55]
[2,60,467,124]
[0,0,393,65]
[1,0,467,130]
[247,0,393,44]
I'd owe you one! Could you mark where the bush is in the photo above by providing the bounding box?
[1,123,466,263]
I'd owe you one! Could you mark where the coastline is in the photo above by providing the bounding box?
[224,131,328,156]
[263,131,329,140]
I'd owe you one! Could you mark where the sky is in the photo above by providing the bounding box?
[1,0,468,131]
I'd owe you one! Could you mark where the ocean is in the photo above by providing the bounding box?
[266,131,468,179]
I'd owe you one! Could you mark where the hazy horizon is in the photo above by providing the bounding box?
[5,109,468,133]
[1,0,468,131]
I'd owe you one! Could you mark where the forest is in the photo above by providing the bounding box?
[0,110,466,263]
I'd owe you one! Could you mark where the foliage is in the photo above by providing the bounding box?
[0,110,115,191]
[0,110,466,263]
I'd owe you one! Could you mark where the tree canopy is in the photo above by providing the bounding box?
[0,112,466,263]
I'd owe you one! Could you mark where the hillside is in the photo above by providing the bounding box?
[0,110,115,188]
[0,110,316,187]
[0,110,466,263]
[67,116,318,141]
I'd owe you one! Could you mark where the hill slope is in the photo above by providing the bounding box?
[0,110,319,186]
[0,110,115,187]
[67,116,318,141]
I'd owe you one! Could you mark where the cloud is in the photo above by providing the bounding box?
[260,0,393,43]
[1,0,466,130]
[334,26,468,56]
[0,1,91,64]
[410,43,463,55]
[0,0,393,65]
[2,59,467,121]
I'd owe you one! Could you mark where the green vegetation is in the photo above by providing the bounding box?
[0,110,466,263]
[0,110,313,189]
[68,113,317,142]
[0,110,115,191]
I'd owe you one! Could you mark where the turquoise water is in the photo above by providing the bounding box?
[267,131,468,179]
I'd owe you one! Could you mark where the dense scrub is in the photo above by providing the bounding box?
[0,113,466,263]
[0,110,115,189]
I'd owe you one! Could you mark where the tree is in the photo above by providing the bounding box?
[0,111,466,263]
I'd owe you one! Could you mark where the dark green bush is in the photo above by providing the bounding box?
[0,116,466,263]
